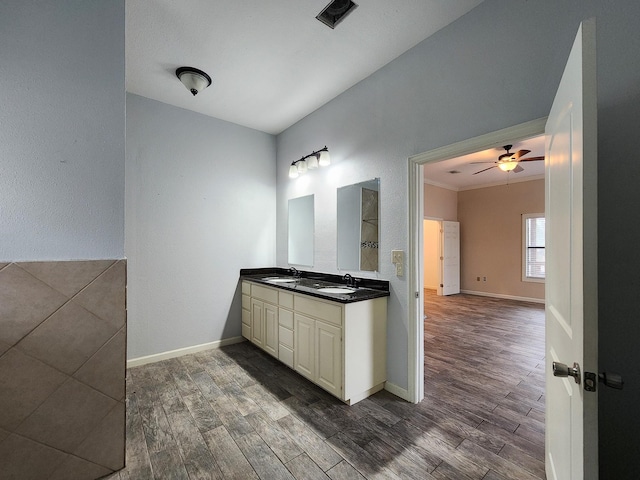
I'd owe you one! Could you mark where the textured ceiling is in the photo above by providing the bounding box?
[126,0,484,135]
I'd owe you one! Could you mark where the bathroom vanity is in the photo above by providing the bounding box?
[240,268,389,405]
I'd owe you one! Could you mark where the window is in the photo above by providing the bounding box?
[523,213,545,282]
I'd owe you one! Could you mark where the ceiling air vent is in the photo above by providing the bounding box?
[316,0,358,29]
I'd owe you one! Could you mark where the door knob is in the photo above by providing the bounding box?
[553,361,581,385]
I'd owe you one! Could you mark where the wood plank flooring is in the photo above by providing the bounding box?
[105,291,545,480]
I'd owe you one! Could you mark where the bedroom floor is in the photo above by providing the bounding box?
[105,291,545,479]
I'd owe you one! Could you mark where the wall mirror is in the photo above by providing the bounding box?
[337,178,379,271]
[288,194,314,266]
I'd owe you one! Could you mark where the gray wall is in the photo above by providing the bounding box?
[276,0,640,476]
[0,0,125,261]
[126,94,276,359]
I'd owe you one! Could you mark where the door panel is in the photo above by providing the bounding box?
[264,303,278,357]
[251,299,264,348]
[545,19,598,480]
[441,221,460,295]
[294,313,315,381]
[315,321,342,397]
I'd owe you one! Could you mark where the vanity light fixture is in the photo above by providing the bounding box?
[175,66,212,96]
[289,147,331,179]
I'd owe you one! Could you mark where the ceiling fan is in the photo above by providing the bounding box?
[472,145,544,175]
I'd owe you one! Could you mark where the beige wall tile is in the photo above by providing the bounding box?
[16,378,117,453]
[74,328,126,400]
[17,301,118,375]
[0,349,68,431]
[73,260,126,330]
[18,260,115,298]
[74,402,125,471]
[48,453,112,480]
[0,434,67,479]
[0,340,10,357]
[0,264,67,346]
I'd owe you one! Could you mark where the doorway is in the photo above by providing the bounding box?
[407,118,546,403]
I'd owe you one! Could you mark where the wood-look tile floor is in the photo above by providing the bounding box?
[105,291,545,480]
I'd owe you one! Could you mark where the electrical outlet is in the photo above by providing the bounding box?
[391,250,404,264]
[396,262,404,276]
[483,276,487,282]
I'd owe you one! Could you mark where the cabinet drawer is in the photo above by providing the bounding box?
[242,282,251,295]
[241,323,251,340]
[279,308,294,329]
[279,345,294,368]
[242,294,251,311]
[295,295,343,326]
[279,326,294,349]
[279,291,294,309]
[252,284,278,304]
[242,308,250,326]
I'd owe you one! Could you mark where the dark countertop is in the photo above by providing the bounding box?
[240,267,390,304]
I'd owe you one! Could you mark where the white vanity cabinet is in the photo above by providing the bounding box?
[245,283,279,358]
[241,280,387,405]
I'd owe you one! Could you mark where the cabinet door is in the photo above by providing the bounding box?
[294,313,315,381]
[315,321,342,398]
[251,299,264,348]
[263,302,278,357]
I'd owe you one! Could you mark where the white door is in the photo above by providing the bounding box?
[294,313,315,381]
[315,321,342,397]
[441,221,460,295]
[251,299,264,348]
[264,303,279,358]
[545,19,598,480]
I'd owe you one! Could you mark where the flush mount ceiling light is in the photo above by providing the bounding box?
[175,66,212,96]
[289,147,331,179]
[316,0,358,29]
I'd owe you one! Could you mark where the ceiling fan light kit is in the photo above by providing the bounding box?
[472,144,544,175]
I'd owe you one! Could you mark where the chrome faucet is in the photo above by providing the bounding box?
[289,267,300,278]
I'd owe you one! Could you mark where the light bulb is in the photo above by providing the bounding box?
[307,155,319,170]
[289,164,299,178]
[318,149,331,166]
[297,159,308,174]
[498,161,518,172]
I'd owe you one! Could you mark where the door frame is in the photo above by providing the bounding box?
[407,117,547,403]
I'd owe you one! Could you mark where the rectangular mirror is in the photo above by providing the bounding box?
[288,194,314,266]
[337,178,379,271]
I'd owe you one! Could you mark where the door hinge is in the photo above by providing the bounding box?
[584,371,624,392]
[415,292,419,298]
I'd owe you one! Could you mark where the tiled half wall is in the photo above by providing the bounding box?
[0,260,126,479]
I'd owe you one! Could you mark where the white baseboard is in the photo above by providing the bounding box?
[460,289,544,304]
[127,336,246,368]
[384,382,411,402]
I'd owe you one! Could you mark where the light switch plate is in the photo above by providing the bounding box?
[391,249,404,264]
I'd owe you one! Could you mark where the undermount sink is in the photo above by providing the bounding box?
[317,287,356,294]
[264,277,297,283]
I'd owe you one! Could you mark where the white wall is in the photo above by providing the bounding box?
[276,1,640,473]
[126,94,276,359]
[0,0,125,261]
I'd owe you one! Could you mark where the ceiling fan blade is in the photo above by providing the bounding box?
[511,149,531,160]
[473,166,496,175]
[469,161,497,165]
[513,164,524,173]
[518,156,545,162]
